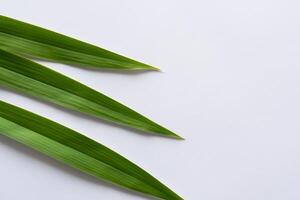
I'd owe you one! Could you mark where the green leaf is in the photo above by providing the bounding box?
[0,100,182,200]
[0,49,182,139]
[0,15,158,70]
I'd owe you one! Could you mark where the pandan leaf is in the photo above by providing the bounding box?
[0,49,182,139]
[0,15,158,70]
[0,100,182,200]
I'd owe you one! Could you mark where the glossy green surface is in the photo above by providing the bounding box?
[0,15,158,70]
[0,49,182,139]
[0,101,182,200]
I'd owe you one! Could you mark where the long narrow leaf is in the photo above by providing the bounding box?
[0,49,182,139]
[0,15,158,70]
[0,100,182,200]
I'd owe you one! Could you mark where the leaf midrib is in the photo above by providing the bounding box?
[0,15,145,66]
[0,32,144,69]
[0,115,164,198]
[0,65,149,129]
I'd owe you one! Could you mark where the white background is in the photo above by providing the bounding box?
[1,0,300,199]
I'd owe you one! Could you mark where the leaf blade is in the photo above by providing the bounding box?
[0,100,182,200]
[0,49,182,139]
[0,15,158,70]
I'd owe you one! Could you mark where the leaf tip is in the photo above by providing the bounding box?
[132,61,161,71]
[170,132,185,140]
[150,66,161,71]
[156,127,184,140]
[141,64,161,71]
